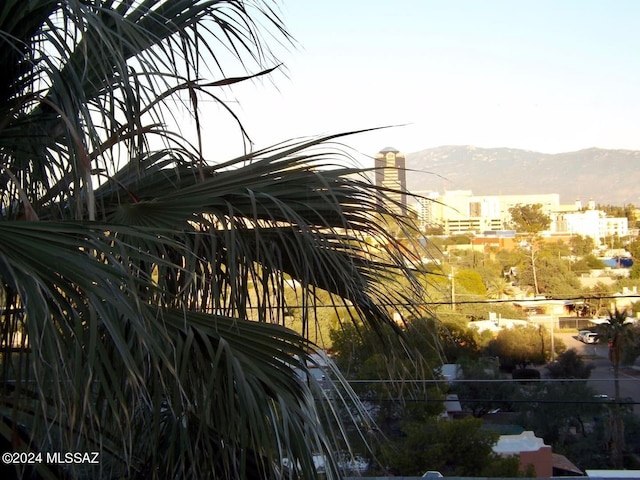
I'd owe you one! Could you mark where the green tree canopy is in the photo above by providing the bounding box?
[626,238,640,260]
[488,324,565,370]
[381,416,521,477]
[545,348,594,379]
[584,282,616,316]
[596,309,637,387]
[330,319,444,420]
[450,358,518,417]
[454,268,487,296]
[438,318,487,362]
[487,277,516,299]
[570,234,597,256]
[516,242,582,295]
[630,262,640,280]
[572,254,608,274]
[508,203,551,233]
[515,381,604,448]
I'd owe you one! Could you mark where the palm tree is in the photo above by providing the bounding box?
[486,278,515,300]
[0,1,430,479]
[598,308,634,402]
[597,307,634,468]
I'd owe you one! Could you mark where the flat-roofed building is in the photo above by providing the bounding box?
[411,190,441,231]
[555,205,628,244]
[410,190,628,243]
[416,191,558,235]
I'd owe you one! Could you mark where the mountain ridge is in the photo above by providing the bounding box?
[405,145,640,205]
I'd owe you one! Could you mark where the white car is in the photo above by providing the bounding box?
[583,332,599,344]
[577,330,591,341]
[423,471,443,478]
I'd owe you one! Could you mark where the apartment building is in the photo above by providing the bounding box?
[411,191,440,230]
[555,202,628,244]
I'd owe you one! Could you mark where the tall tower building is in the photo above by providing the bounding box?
[374,147,407,214]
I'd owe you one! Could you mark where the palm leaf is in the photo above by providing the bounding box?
[0,2,435,479]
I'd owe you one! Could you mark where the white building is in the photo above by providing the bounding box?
[412,191,560,235]
[554,202,628,244]
[411,191,628,243]
[411,191,441,231]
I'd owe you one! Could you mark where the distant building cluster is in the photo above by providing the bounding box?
[374,147,630,244]
[414,190,628,242]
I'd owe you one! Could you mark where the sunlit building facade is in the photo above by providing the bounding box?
[417,191,558,235]
[375,147,407,215]
[412,190,628,243]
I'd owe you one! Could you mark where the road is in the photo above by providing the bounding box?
[554,332,640,413]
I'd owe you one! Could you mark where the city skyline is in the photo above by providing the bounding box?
[410,189,630,243]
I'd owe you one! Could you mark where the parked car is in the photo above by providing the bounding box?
[577,330,592,341]
[423,471,443,478]
[583,332,599,344]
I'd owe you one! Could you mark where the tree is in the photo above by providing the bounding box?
[517,242,581,295]
[450,358,518,417]
[545,348,594,379]
[488,325,565,370]
[515,380,604,447]
[330,319,445,436]
[572,253,607,274]
[381,416,521,477]
[508,203,551,234]
[584,282,616,317]
[570,234,596,256]
[630,262,640,280]
[597,308,636,399]
[508,204,551,295]
[603,234,625,249]
[625,239,640,279]
[514,351,605,468]
[621,322,640,365]
[596,308,636,468]
[0,2,430,478]
[453,268,487,296]
[626,238,640,260]
[486,278,516,300]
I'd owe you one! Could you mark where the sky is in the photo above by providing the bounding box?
[196,1,640,167]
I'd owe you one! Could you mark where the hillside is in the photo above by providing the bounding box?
[405,146,640,205]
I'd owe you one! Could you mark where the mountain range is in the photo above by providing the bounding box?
[405,146,640,205]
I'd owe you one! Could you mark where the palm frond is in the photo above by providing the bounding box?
[0,221,355,478]
[0,2,436,479]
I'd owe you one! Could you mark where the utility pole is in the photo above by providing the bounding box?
[550,317,555,363]
[530,238,540,296]
[449,267,455,311]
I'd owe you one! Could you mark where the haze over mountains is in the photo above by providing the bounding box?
[405,146,640,205]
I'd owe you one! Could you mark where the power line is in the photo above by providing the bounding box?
[345,378,640,384]
[354,397,640,406]
[272,293,640,309]
[428,294,640,307]
[325,379,640,406]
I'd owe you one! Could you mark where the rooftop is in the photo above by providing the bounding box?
[378,146,399,154]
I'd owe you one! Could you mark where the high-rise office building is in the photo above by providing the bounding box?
[374,147,407,214]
